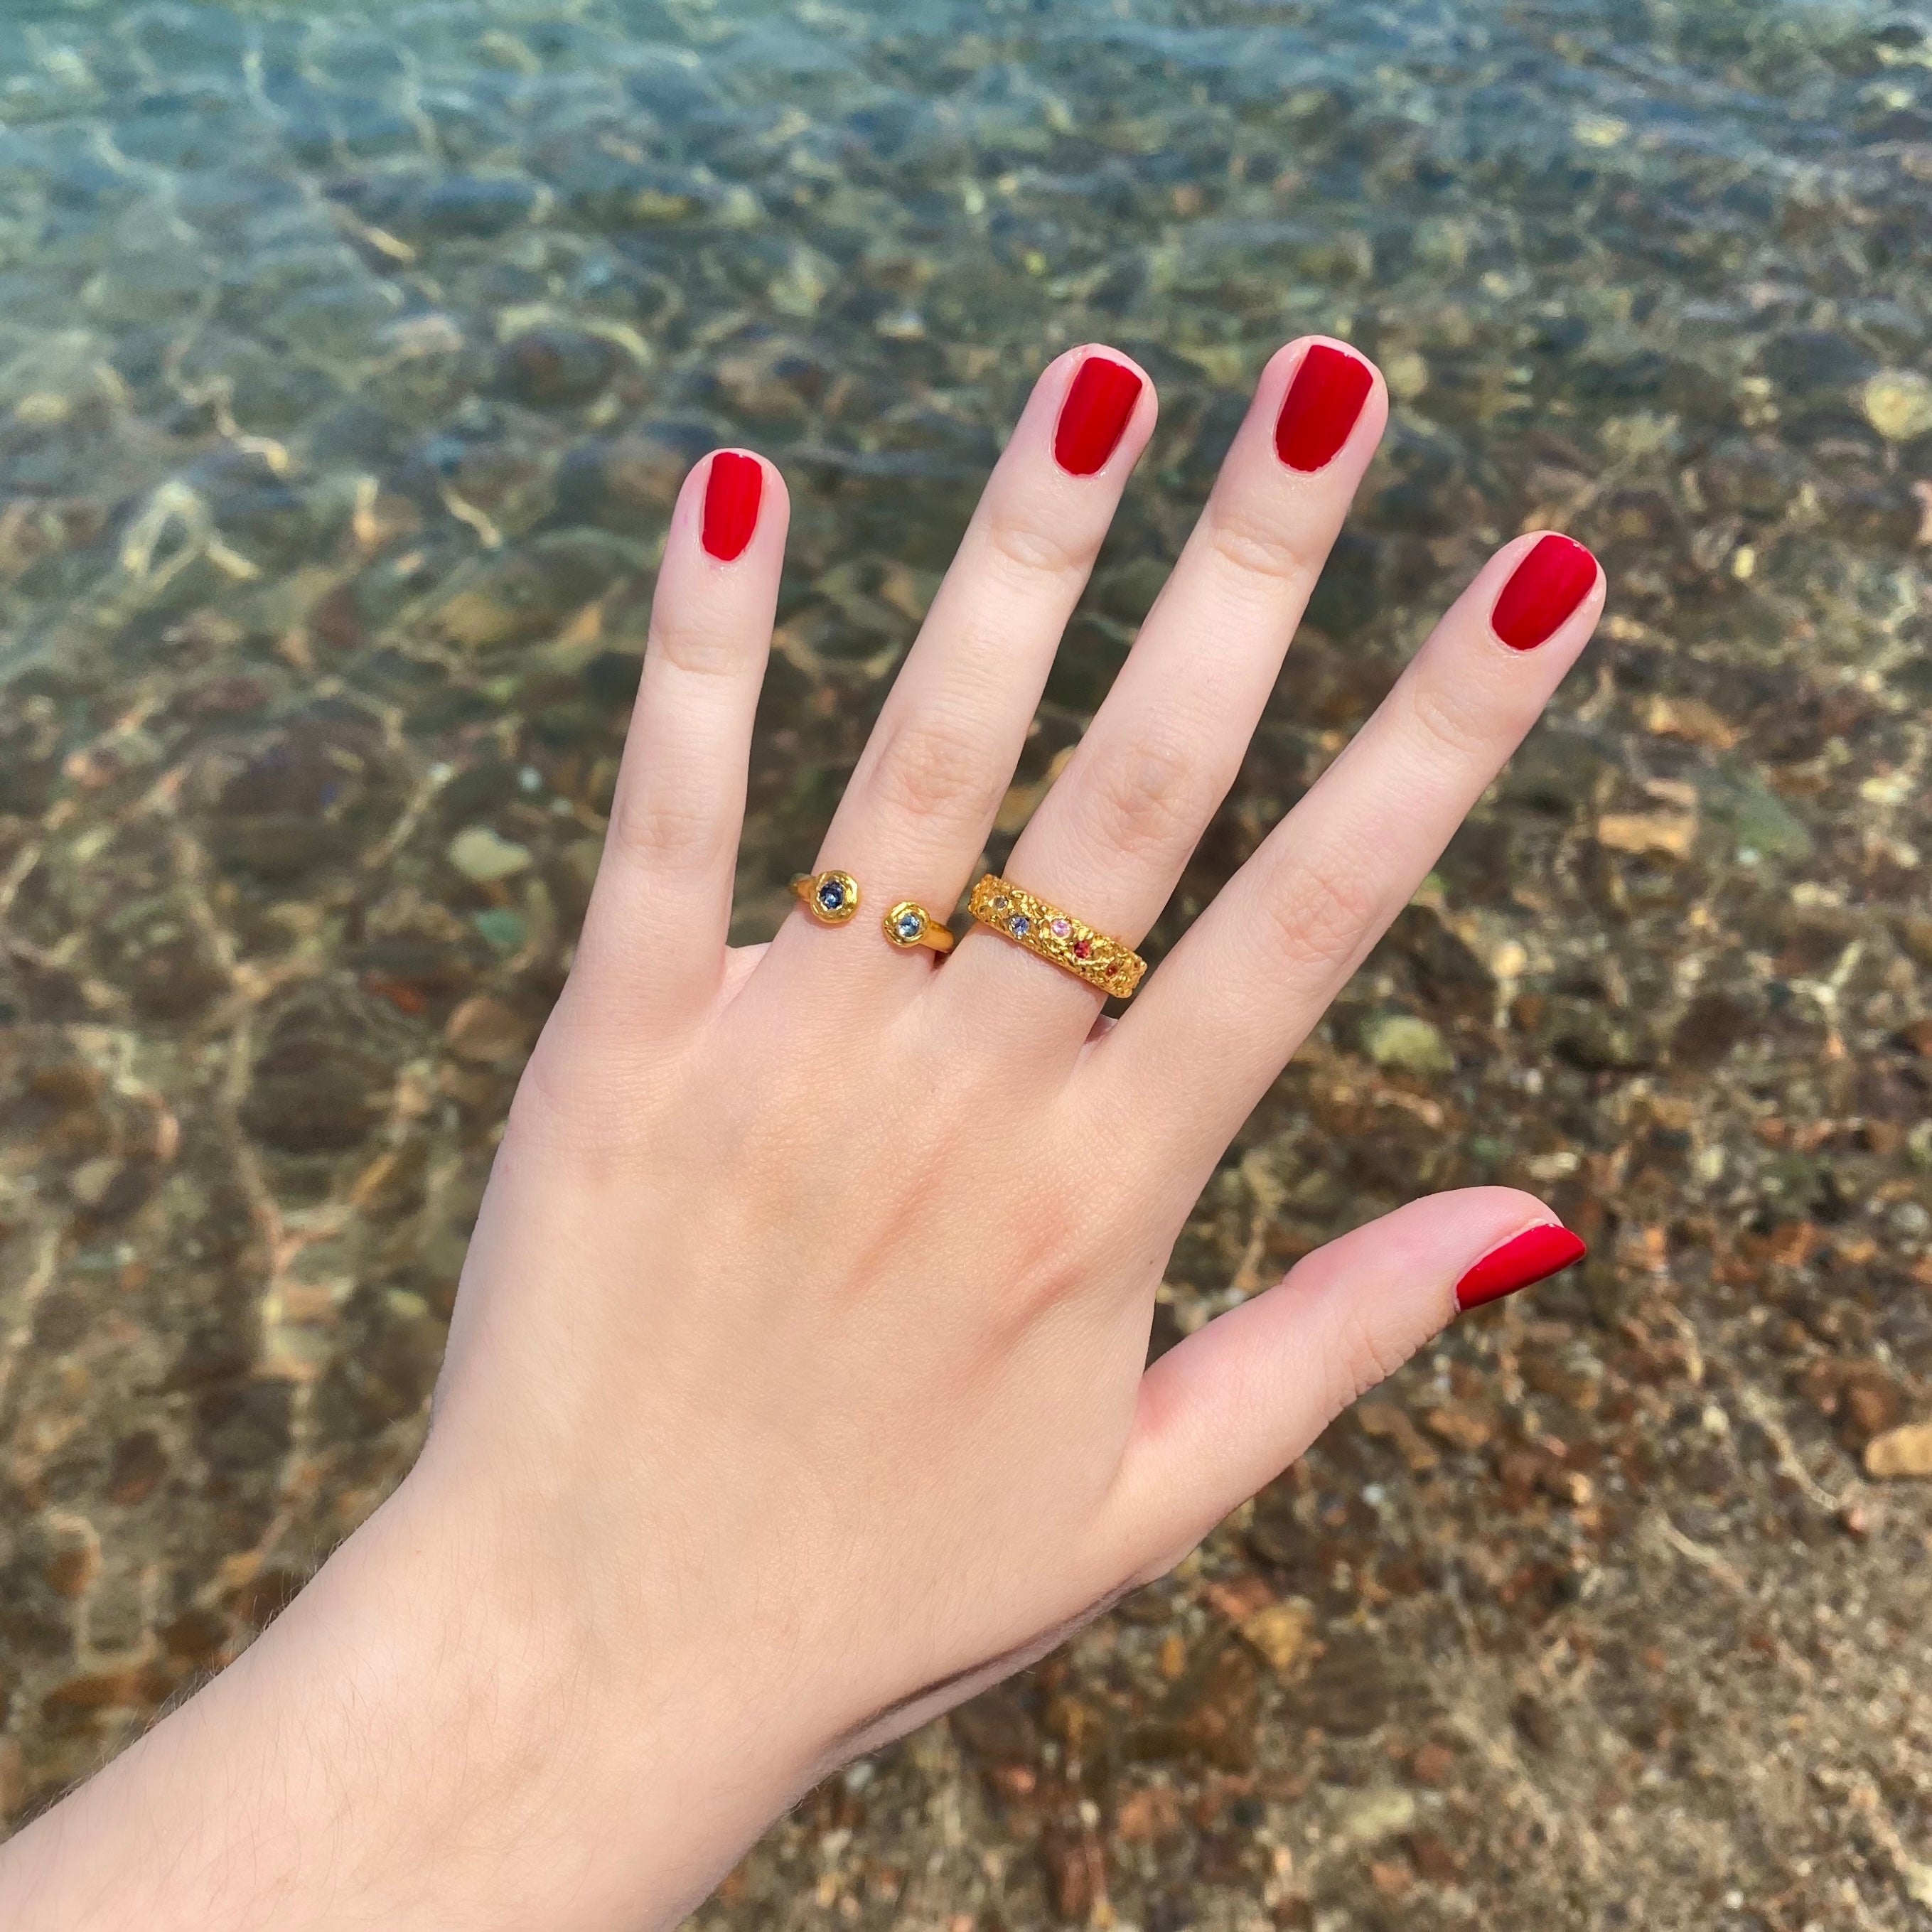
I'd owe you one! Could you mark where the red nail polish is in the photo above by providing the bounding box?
[1053,355,1143,476]
[1272,342,1374,471]
[1454,1223,1587,1312]
[702,451,762,561]
[1491,534,1598,650]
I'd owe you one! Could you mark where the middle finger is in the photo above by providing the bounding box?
[941,337,1385,1040]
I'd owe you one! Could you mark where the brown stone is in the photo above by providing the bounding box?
[1596,810,1697,857]
[1370,1857,1415,1900]
[1203,1575,1276,1622]
[1512,1694,1565,1753]
[43,1538,97,1601]
[444,994,533,1066]
[1040,1816,1106,1921]
[949,1685,1039,1769]
[1356,1400,1442,1473]
[1129,1638,1260,1771]
[1424,1405,1495,1451]
[1410,1830,1464,1882]
[161,1605,231,1664]
[1238,1599,1313,1674]
[42,1668,141,1719]
[1838,1370,1903,1449]
[1114,1783,1182,1841]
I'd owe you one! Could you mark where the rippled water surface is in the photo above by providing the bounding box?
[2,3,1930,1925]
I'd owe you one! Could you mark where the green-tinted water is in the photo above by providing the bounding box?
[2,4,1930,1923]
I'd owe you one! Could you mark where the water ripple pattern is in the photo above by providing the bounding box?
[1,4,1929,1926]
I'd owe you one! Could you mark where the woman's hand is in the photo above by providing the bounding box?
[0,340,1601,1932]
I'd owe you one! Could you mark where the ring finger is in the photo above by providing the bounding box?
[941,337,1386,1039]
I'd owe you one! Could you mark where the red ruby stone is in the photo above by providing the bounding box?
[1073,938,1093,960]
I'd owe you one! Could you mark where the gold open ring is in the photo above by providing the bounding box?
[790,869,861,924]
[882,901,955,953]
[968,874,1146,998]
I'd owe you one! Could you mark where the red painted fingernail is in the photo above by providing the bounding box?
[1272,342,1374,471]
[1053,355,1143,476]
[1491,534,1599,650]
[702,451,763,560]
[1454,1223,1587,1312]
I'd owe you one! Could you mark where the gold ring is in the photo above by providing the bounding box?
[882,901,955,953]
[968,874,1146,998]
[791,869,861,924]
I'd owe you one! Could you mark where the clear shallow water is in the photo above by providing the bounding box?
[2,3,1931,1924]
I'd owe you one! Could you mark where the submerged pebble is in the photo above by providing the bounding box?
[447,825,534,882]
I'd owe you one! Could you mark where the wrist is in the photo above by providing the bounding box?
[0,1471,807,1932]
[345,1464,824,1929]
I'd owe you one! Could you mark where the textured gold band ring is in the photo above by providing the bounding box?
[967,874,1146,999]
[882,901,955,953]
[791,869,861,923]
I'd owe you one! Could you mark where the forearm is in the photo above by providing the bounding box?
[0,1481,793,1932]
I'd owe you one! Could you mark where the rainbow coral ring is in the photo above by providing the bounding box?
[967,874,1146,999]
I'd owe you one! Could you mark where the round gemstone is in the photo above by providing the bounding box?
[990,895,1009,911]
[817,880,846,913]
[1049,917,1071,938]
[1073,937,1093,960]
[1009,914,1031,937]
[894,911,923,941]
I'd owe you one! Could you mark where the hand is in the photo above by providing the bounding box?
[0,340,1602,1932]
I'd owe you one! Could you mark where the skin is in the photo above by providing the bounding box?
[0,339,1605,1931]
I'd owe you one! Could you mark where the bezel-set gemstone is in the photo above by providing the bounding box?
[817,879,847,913]
[893,910,924,942]
[1009,914,1031,937]
[1049,917,1071,938]
[1073,937,1093,960]
[990,894,1009,911]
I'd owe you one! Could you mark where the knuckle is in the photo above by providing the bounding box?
[867,709,1005,830]
[1078,734,1217,861]
[981,495,1091,587]
[609,778,726,871]
[1323,1300,1412,1418]
[1402,671,1493,766]
[1202,499,1320,591]
[648,613,754,682]
[1257,842,1383,977]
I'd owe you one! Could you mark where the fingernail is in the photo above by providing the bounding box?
[1454,1223,1587,1313]
[702,451,763,561]
[1272,342,1375,471]
[1491,534,1599,650]
[1053,355,1144,476]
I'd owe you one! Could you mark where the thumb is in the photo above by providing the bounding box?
[1105,1188,1587,1579]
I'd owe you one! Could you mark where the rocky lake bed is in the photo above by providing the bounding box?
[0,1,1929,1926]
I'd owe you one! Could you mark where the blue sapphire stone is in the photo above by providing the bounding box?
[817,880,847,913]
[1009,914,1031,937]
